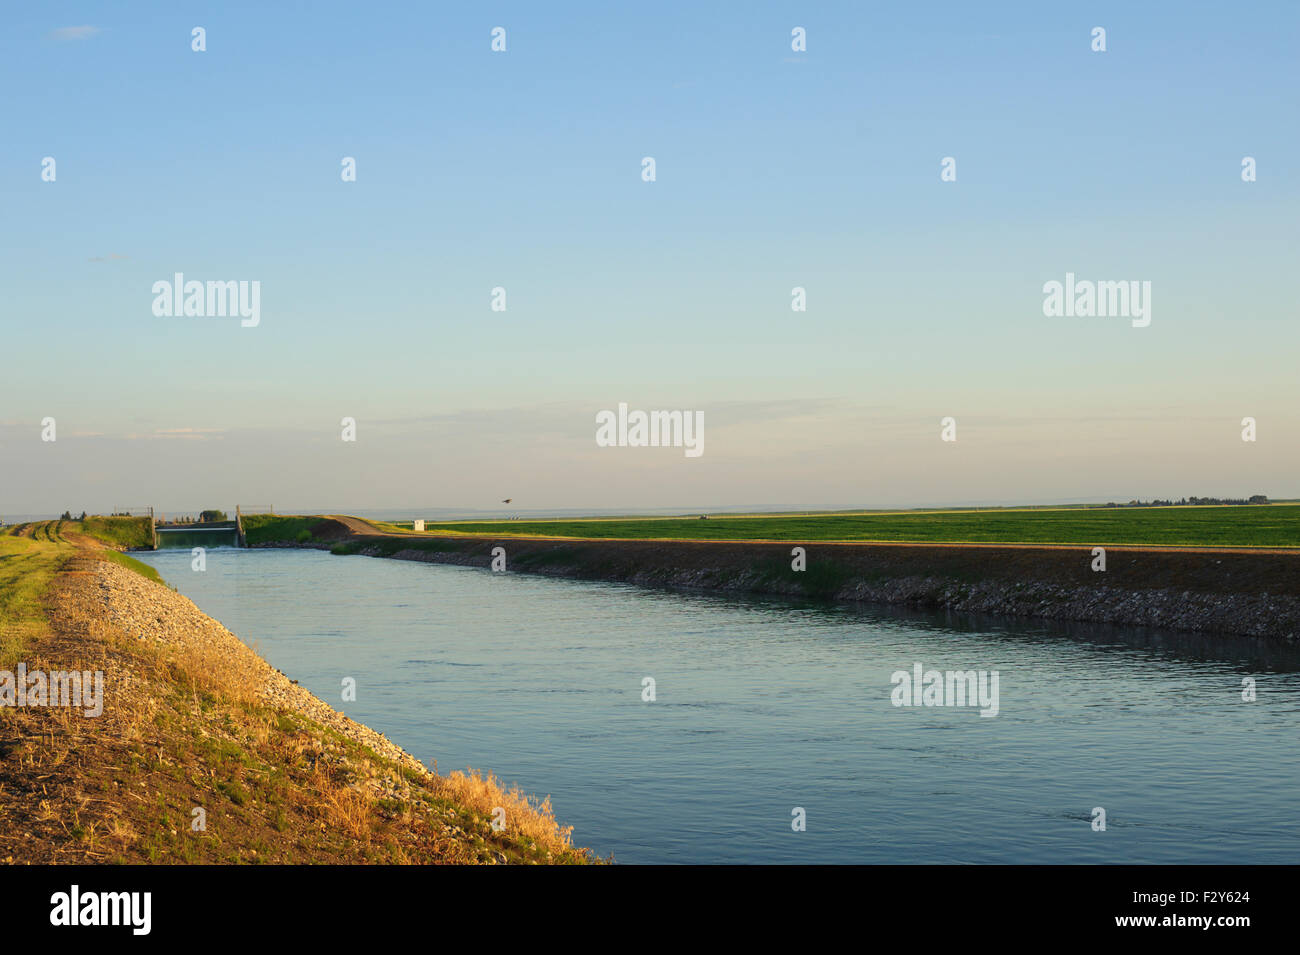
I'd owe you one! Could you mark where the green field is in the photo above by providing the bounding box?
[384,505,1300,548]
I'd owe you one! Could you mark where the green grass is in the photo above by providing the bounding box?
[0,534,68,664]
[78,516,154,549]
[96,549,165,585]
[401,504,1300,548]
[240,514,325,545]
[331,537,465,557]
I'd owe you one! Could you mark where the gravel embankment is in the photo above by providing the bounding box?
[92,560,432,778]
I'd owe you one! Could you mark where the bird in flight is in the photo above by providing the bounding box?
[502,499,512,504]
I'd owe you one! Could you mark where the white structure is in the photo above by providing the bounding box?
[413,519,425,532]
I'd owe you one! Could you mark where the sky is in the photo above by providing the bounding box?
[2,1,1297,517]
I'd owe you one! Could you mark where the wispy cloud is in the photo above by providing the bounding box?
[124,428,227,441]
[88,253,128,263]
[50,25,101,42]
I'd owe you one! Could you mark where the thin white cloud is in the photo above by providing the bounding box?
[50,25,101,42]
[124,428,227,441]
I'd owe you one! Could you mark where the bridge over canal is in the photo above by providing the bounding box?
[151,506,270,549]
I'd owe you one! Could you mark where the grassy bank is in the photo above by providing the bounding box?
[4,516,154,550]
[0,528,593,864]
[0,534,68,665]
[387,504,1300,548]
[0,526,165,675]
[1,520,161,589]
[241,514,341,545]
[79,515,153,549]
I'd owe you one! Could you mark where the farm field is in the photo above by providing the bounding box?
[378,504,1300,549]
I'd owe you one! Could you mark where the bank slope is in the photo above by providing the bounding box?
[0,533,592,864]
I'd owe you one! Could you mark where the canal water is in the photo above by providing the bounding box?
[154,526,240,549]
[135,547,1300,864]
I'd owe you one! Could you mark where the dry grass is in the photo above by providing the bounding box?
[311,769,373,840]
[438,769,575,854]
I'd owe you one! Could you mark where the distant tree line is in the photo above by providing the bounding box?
[55,509,229,523]
[157,510,229,525]
[1102,496,1268,507]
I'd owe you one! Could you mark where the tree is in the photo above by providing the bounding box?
[199,509,228,523]
[60,510,72,520]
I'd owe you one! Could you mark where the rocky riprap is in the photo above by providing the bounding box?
[831,576,1300,640]
[333,537,1300,642]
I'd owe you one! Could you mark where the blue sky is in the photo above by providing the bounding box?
[2,2,1297,515]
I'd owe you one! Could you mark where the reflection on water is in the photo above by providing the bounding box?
[136,547,1300,864]
[155,528,239,549]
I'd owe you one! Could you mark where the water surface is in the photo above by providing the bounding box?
[136,547,1300,863]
